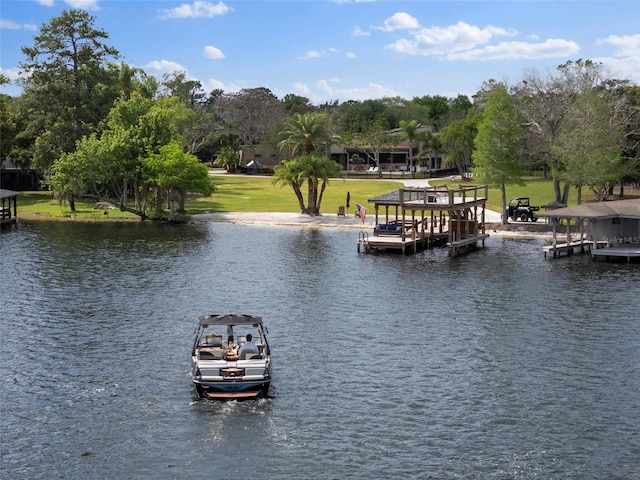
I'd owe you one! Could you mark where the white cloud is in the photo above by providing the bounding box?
[65,0,100,9]
[298,48,339,60]
[142,59,186,75]
[300,50,322,59]
[293,82,311,95]
[1,19,37,30]
[595,34,640,84]
[448,38,580,61]
[0,67,22,81]
[386,21,515,56]
[598,33,640,58]
[597,56,640,84]
[346,52,357,59]
[313,79,400,102]
[379,12,420,32]
[36,0,54,6]
[352,26,370,37]
[203,45,225,59]
[159,1,232,20]
[202,78,241,93]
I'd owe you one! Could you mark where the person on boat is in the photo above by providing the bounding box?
[201,332,221,347]
[238,334,259,358]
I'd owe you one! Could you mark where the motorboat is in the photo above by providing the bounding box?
[191,313,272,400]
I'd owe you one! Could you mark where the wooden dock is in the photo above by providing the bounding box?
[357,185,490,256]
[0,189,20,229]
[357,230,449,254]
[591,245,640,262]
[542,240,607,258]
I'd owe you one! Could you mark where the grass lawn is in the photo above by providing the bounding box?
[14,175,405,220]
[445,176,581,212]
[188,174,403,216]
[17,172,632,221]
[16,191,139,220]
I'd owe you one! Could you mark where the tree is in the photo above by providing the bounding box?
[399,119,419,174]
[345,116,397,176]
[275,112,342,215]
[512,59,611,203]
[283,93,312,114]
[554,90,625,202]
[142,142,213,221]
[273,153,343,215]
[411,94,450,130]
[440,111,479,179]
[18,9,120,171]
[0,75,17,165]
[473,84,526,223]
[47,90,203,219]
[214,88,285,158]
[215,145,240,172]
[161,71,205,106]
[278,112,332,156]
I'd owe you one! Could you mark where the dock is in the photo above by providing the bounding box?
[0,189,20,229]
[357,184,489,256]
[543,240,607,258]
[591,245,640,262]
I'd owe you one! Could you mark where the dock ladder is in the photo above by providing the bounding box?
[357,231,370,253]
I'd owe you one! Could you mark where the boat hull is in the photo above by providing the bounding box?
[193,378,270,399]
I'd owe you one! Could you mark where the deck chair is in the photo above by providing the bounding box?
[337,206,346,217]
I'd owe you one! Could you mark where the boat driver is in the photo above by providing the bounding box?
[238,334,260,358]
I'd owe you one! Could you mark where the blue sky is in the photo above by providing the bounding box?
[1,0,639,103]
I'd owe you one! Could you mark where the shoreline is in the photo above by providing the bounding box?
[189,212,555,239]
[16,211,555,240]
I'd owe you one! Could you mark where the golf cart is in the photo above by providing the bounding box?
[507,197,539,222]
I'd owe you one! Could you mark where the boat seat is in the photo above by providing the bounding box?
[240,351,262,360]
[198,348,224,360]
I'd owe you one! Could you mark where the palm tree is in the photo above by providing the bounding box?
[275,112,341,215]
[399,119,419,174]
[278,112,332,155]
[273,153,343,215]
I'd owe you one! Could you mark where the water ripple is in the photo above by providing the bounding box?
[1,222,639,479]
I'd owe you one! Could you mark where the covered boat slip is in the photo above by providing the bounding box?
[538,198,640,262]
[1,189,20,228]
[358,184,490,256]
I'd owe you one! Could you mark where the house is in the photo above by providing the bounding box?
[237,124,452,174]
[336,125,450,174]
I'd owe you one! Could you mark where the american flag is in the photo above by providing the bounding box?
[356,203,366,223]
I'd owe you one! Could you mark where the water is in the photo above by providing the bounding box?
[1,221,639,479]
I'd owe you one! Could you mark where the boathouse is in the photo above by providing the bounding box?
[538,198,640,262]
[0,189,20,229]
[357,184,489,256]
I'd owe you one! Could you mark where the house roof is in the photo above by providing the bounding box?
[537,198,640,220]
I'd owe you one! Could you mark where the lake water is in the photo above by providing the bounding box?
[1,220,639,479]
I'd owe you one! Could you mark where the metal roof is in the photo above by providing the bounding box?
[198,314,263,326]
[537,198,640,220]
[0,189,21,200]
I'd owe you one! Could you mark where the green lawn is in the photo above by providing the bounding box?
[14,172,595,220]
[447,176,581,212]
[15,175,404,220]
[188,174,403,215]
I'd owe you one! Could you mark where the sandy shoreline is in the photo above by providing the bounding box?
[190,211,555,239]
